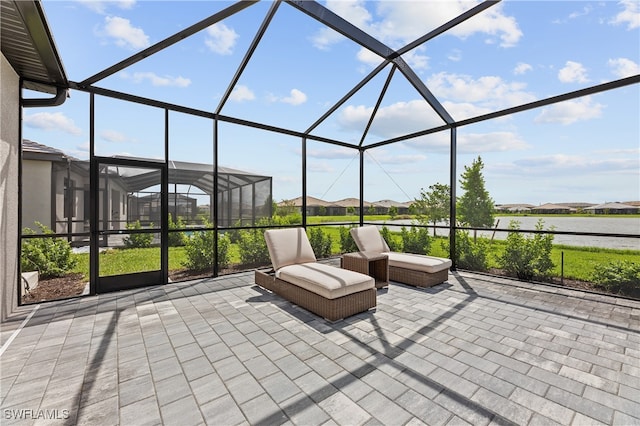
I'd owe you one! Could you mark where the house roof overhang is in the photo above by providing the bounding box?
[1,0,68,95]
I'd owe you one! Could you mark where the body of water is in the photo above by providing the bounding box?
[376,216,640,250]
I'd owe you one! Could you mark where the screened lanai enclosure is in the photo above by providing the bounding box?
[10,0,639,302]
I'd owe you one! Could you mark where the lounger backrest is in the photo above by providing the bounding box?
[350,225,390,254]
[264,228,317,271]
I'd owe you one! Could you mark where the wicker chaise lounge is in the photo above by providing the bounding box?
[255,228,376,321]
[350,225,452,287]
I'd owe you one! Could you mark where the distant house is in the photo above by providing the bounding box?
[585,202,639,215]
[530,203,575,214]
[278,196,411,216]
[370,200,411,215]
[495,204,534,213]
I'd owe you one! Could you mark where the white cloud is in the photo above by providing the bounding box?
[311,27,347,51]
[514,62,532,75]
[608,57,640,78]
[308,162,336,173]
[317,0,522,61]
[78,0,136,14]
[121,72,190,87]
[100,129,129,143]
[405,131,528,154]
[427,72,537,111]
[268,89,308,106]
[448,49,462,62]
[281,89,308,106]
[535,96,604,125]
[366,150,427,164]
[338,100,443,139]
[23,112,82,135]
[229,85,255,102]
[610,0,640,30]
[205,23,238,55]
[513,154,637,175]
[558,61,589,83]
[103,16,150,50]
[458,132,529,153]
[307,147,356,160]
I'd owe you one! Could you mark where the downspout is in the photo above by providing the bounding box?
[22,86,68,108]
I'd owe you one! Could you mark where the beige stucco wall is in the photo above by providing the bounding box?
[22,159,53,231]
[1,53,20,321]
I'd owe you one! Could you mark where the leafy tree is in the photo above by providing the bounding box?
[413,182,450,236]
[388,206,398,219]
[457,156,494,231]
[346,206,356,216]
[367,205,376,215]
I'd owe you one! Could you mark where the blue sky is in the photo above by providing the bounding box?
[23,0,639,205]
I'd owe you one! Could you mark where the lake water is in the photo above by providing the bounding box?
[376,216,640,250]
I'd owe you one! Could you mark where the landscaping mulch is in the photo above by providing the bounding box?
[22,273,87,303]
[22,268,636,304]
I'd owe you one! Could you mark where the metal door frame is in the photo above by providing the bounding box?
[90,156,168,294]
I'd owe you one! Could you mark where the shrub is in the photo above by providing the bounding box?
[380,226,402,251]
[339,226,358,253]
[443,230,489,271]
[238,228,270,265]
[21,222,77,278]
[168,214,187,247]
[307,227,332,259]
[590,261,640,296]
[182,227,231,271]
[498,219,554,280]
[400,226,431,255]
[217,233,231,269]
[183,229,215,271]
[123,221,153,248]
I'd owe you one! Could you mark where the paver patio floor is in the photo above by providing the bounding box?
[1,268,639,425]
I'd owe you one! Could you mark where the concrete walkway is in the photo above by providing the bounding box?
[1,269,639,425]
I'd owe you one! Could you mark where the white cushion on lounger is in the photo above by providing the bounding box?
[349,225,390,253]
[276,263,374,299]
[265,228,317,270]
[385,252,452,273]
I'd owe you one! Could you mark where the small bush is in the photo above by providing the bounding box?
[400,226,431,255]
[182,226,231,271]
[168,214,187,247]
[339,226,358,253]
[21,223,77,278]
[498,219,554,280]
[217,233,231,269]
[307,227,332,259]
[123,221,153,248]
[590,261,640,296]
[238,228,270,265]
[183,229,215,271]
[380,226,402,251]
[444,230,489,271]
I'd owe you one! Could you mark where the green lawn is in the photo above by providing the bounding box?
[70,225,638,284]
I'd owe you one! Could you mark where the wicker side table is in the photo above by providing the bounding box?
[341,251,389,288]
